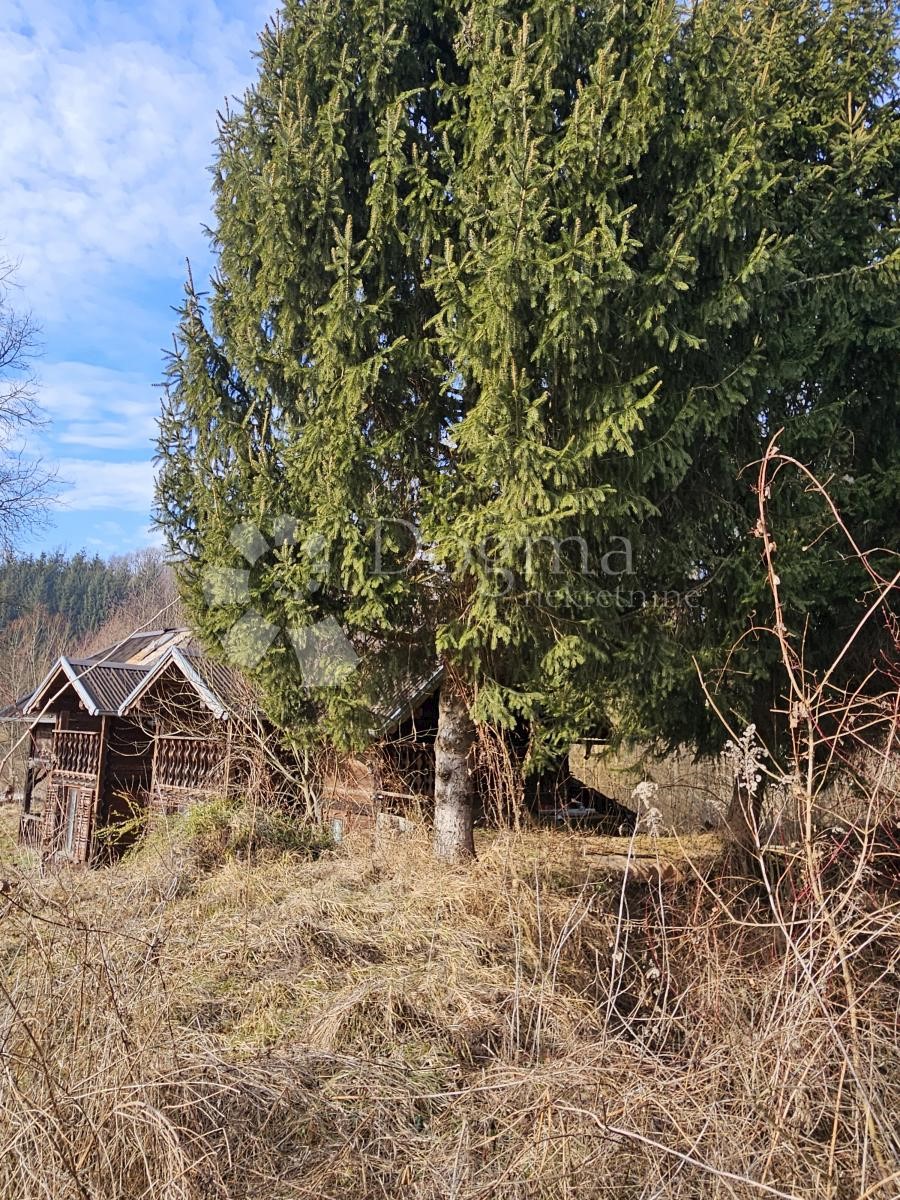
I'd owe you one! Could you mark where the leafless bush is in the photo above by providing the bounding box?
[475,721,524,829]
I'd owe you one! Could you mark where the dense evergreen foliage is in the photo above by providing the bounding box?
[0,552,161,640]
[156,0,899,779]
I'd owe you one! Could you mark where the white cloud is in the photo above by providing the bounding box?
[80,518,164,554]
[0,0,272,553]
[38,361,160,450]
[55,457,155,512]
[0,0,271,318]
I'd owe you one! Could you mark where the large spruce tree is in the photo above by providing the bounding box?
[157,0,899,859]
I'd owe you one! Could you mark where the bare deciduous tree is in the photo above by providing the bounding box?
[0,604,70,710]
[0,256,55,548]
[73,549,184,656]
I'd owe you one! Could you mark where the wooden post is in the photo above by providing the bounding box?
[88,715,109,864]
[222,722,233,799]
[149,725,160,819]
[22,727,35,816]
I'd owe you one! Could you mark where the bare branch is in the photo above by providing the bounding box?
[0,255,56,547]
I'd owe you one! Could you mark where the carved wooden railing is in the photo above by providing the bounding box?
[155,736,225,792]
[52,730,101,777]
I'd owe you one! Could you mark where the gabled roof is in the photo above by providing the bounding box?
[4,621,442,737]
[120,642,440,733]
[23,657,149,718]
[6,629,194,723]
[117,647,250,721]
[0,696,53,723]
[374,665,444,735]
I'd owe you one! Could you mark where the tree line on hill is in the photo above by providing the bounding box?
[1,551,141,640]
[0,549,179,710]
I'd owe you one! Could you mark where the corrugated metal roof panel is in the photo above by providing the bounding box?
[181,652,255,715]
[63,659,149,715]
[372,664,443,734]
[85,628,195,666]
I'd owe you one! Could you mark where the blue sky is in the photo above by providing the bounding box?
[2,0,272,557]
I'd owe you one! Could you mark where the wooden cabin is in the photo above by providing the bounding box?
[319,666,443,839]
[2,624,634,864]
[1,629,247,864]
[2,621,444,862]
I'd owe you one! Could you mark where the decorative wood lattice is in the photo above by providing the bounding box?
[53,730,101,777]
[155,736,225,791]
[71,789,95,861]
[40,782,95,862]
[40,783,59,851]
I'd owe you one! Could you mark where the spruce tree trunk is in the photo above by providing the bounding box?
[432,677,476,862]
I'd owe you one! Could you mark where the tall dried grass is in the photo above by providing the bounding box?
[0,445,897,1199]
[0,804,897,1200]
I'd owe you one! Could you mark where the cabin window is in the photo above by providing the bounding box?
[64,787,79,854]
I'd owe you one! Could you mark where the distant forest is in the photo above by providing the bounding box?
[0,550,181,715]
[0,552,146,639]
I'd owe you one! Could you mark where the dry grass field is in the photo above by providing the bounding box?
[0,797,897,1200]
